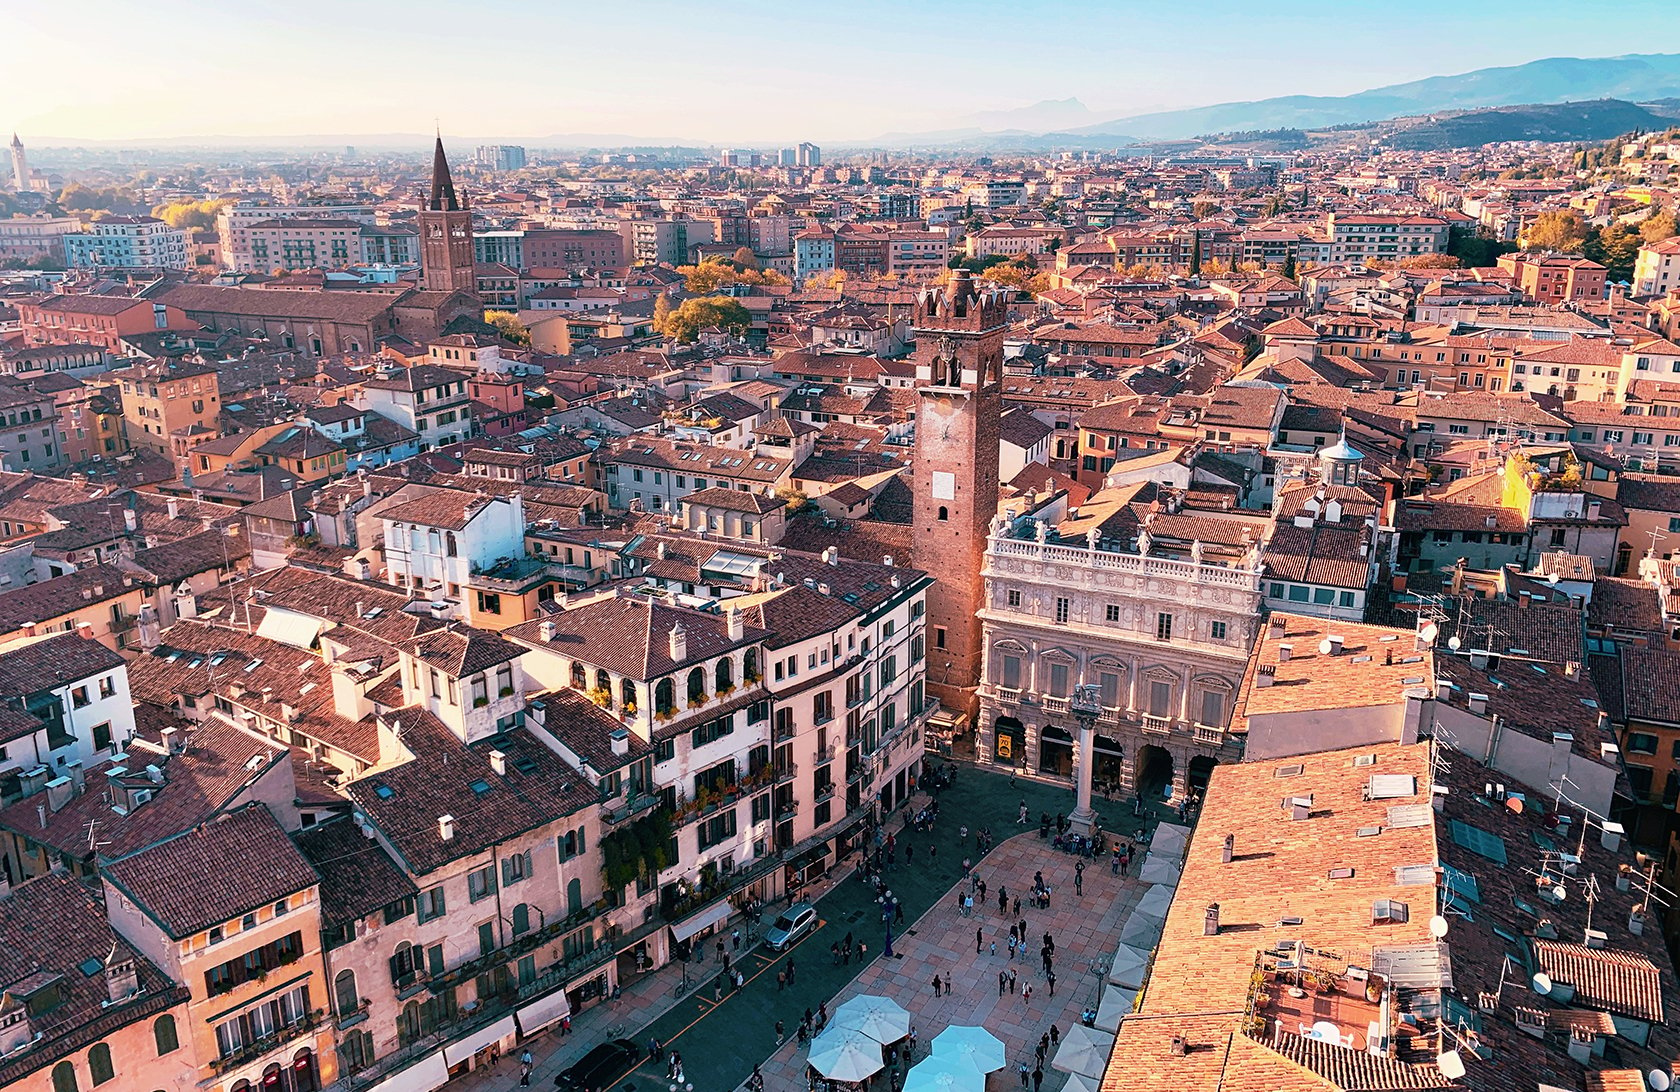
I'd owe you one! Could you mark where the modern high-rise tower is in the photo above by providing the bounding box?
[909,268,1006,720]
[417,137,476,295]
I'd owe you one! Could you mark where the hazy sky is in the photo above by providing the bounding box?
[10,0,1680,144]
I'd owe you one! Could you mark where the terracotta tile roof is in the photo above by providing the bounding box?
[1237,615,1430,726]
[1263,523,1372,590]
[411,624,524,677]
[104,804,319,938]
[1532,941,1665,1022]
[0,565,135,632]
[1617,646,1680,725]
[0,872,189,1087]
[0,631,124,693]
[503,592,769,680]
[378,488,502,531]
[535,688,649,773]
[293,814,418,929]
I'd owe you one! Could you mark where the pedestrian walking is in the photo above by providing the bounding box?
[1009,969,1018,994]
[519,1063,532,1087]
[775,1021,786,1046]
[717,938,726,964]
[777,970,787,991]
[786,957,795,986]
[1033,1068,1044,1092]
[895,900,905,924]
[978,880,987,903]
[962,856,971,875]
[1075,860,1085,896]
[930,843,937,863]
[522,1049,535,1069]
[908,1025,918,1058]
[944,973,952,994]
[998,887,1008,913]
[960,824,969,845]
[1047,971,1056,996]
[797,1021,809,1046]
[990,940,997,957]
[1018,801,1028,824]
[932,973,943,997]
[1023,983,1033,1005]
[906,844,914,865]
[1043,952,1052,976]
[1050,1025,1060,1047]
[1018,1064,1030,1089]
[976,927,983,954]
[832,941,841,965]
[963,893,973,916]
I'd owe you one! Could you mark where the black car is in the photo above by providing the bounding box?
[555,1039,641,1092]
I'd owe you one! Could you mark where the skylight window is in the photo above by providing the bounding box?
[1449,819,1508,865]
[470,779,492,796]
[374,783,394,799]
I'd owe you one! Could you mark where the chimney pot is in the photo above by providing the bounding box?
[489,749,507,776]
[1221,834,1234,863]
[438,814,455,841]
[1203,903,1220,936]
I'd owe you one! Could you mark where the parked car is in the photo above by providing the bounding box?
[764,902,818,951]
[554,1039,641,1092]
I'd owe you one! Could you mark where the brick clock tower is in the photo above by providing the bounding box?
[911,269,1006,722]
[418,137,476,295]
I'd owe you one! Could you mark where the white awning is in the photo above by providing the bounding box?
[516,989,572,1036]
[363,1051,449,1092]
[442,1014,516,1066]
[256,605,325,650]
[670,899,733,942]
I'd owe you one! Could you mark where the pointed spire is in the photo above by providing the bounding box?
[428,135,459,212]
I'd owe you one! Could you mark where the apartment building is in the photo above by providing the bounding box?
[359,364,474,450]
[1497,251,1608,304]
[0,215,79,263]
[0,632,132,817]
[1634,235,1680,297]
[61,215,189,270]
[218,203,378,272]
[15,295,185,354]
[109,357,222,462]
[596,437,792,515]
[1324,212,1449,263]
[378,490,526,620]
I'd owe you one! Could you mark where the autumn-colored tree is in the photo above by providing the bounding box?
[805,269,847,291]
[1235,260,1263,275]
[1588,224,1642,282]
[983,260,1050,295]
[652,292,673,331]
[1398,253,1462,270]
[483,311,531,346]
[1201,258,1232,276]
[677,258,789,293]
[1192,201,1221,219]
[150,198,231,230]
[1641,212,1677,245]
[1525,210,1589,253]
[731,247,759,270]
[658,297,751,343]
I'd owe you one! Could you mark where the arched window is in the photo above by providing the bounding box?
[937,506,949,521]
[621,678,636,710]
[340,1029,374,1073]
[398,1001,423,1046]
[88,1043,114,1085]
[51,1061,77,1092]
[562,830,577,858]
[595,668,611,693]
[512,903,531,935]
[293,1048,321,1092]
[334,969,359,1018]
[570,661,587,690]
[567,877,583,917]
[686,668,706,705]
[231,1083,253,1092]
[715,657,733,693]
[744,648,759,682]
[153,1014,179,1055]
[444,531,457,557]
[655,678,675,715]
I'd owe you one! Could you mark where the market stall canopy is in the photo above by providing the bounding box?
[808,1029,886,1082]
[1118,907,1163,949]
[1051,1024,1117,1080]
[832,994,912,1044]
[1095,984,1136,1033]
[931,1025,1007,1073]
[1135,882,1175,921]
[1107,942,1151,990]
[903,1055,986,1092]
[1138,853,1182,886]
[1149,822,1191,861]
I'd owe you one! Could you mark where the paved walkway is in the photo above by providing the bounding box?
[446,765,1157,1092]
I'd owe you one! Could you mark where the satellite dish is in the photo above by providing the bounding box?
[1546,573,1560,585]
[1420,622,1439,643]
[1429,915,1449,938]
[1651,1071,1673,1092]
[1436,1051,1466,1080]
[1318,638,1335,655]
[1532,973,1553,996]
[1447,635,1462,651]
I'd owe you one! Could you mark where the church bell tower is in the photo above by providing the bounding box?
[910,269,1006,720]
[417,137,477,295]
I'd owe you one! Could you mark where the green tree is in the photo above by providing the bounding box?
[483,310,530,346]
[1448,227,1515,268]
[659,296,751,344]
[1525,210,1588,252]
[1188,231,1202,277]
[1281,254,1297,280]
[1594,224,1642,282]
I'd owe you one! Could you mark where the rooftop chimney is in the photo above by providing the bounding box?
[75,621,95,641]
[1256,664,1276,688]
[166,497,178,520]
[438,814,455,841]
[1564,661,1580,680]
[1467,693,1489,716]
[669,623,687,662]
[1222,834,1234,864]
[0,996,31,1055]
[823,546,839,567]
[1566,1025,1594,1064]
[1277,643,1293,663]
[657,541,667,559]
[105,958,139,1004]
[44,776,73,813]
[1326,635,1344,655]
[489,749,507,776]
[882,555,894,567]
[539,620,557,642]
[123,509,137,532]
[1600,821,1625,853]
[1203,903,1220,936]
[611,727,630,756]
[65,760,84,794]
[1169,1036,1187,1057]
[726,607,744,641]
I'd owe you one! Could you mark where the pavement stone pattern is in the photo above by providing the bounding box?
[444,767,1159,1092]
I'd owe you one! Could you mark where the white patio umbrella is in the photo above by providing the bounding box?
[1150,822,1191,861]
[1134,883,1175,921]
[1107,942,1151,990]
[1051,1024,1117,1080]
[1118,907,1163,949]
[808,1029,885,1082]
[832,994,912,1044]
[1061,1072,1102,1092]
[902,1055,986,1092]
[1095,984,1137,1033]
[1137,853,1182,886]
[931,1025,1008,1073]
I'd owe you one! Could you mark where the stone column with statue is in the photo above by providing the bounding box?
[1068,682,1103,837]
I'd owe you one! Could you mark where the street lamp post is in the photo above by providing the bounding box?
[1068,683,1102,838]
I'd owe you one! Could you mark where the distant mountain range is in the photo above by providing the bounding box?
[865,53,1680,149]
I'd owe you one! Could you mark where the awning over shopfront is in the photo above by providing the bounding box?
[515,988,572,1036]
[670,899,733,942]
[442,1014,515,1066]
[363,1051,449,1092]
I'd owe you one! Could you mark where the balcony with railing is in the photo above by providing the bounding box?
[815,742,837,764]
[773,760,799,784]
[212,1011,324,1073]
[1193,723,1226,746]
[777,799,800,821]
[603,788,660,826]
[1142,714,1172,736]
[814,781,836,803]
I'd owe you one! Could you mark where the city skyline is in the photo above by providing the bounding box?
[10,0,1680,145]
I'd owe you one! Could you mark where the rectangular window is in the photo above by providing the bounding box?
[1105,604,1120,623]
[1312,587,1336,605]
[1155,613,1172,641]
[468,864,497,903]
[1047,662,1070,699]
[1054,597,1070,625]
[417,885,446,923]
[934,627,947,650]
[1098,671,1121,708]
[502,850,532,886]
[1210,620,1227,640]
[1199,689,1225,727]
[1001,655,1022,690]
[1148,680,1173,718]
[1006,589,1021,608]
